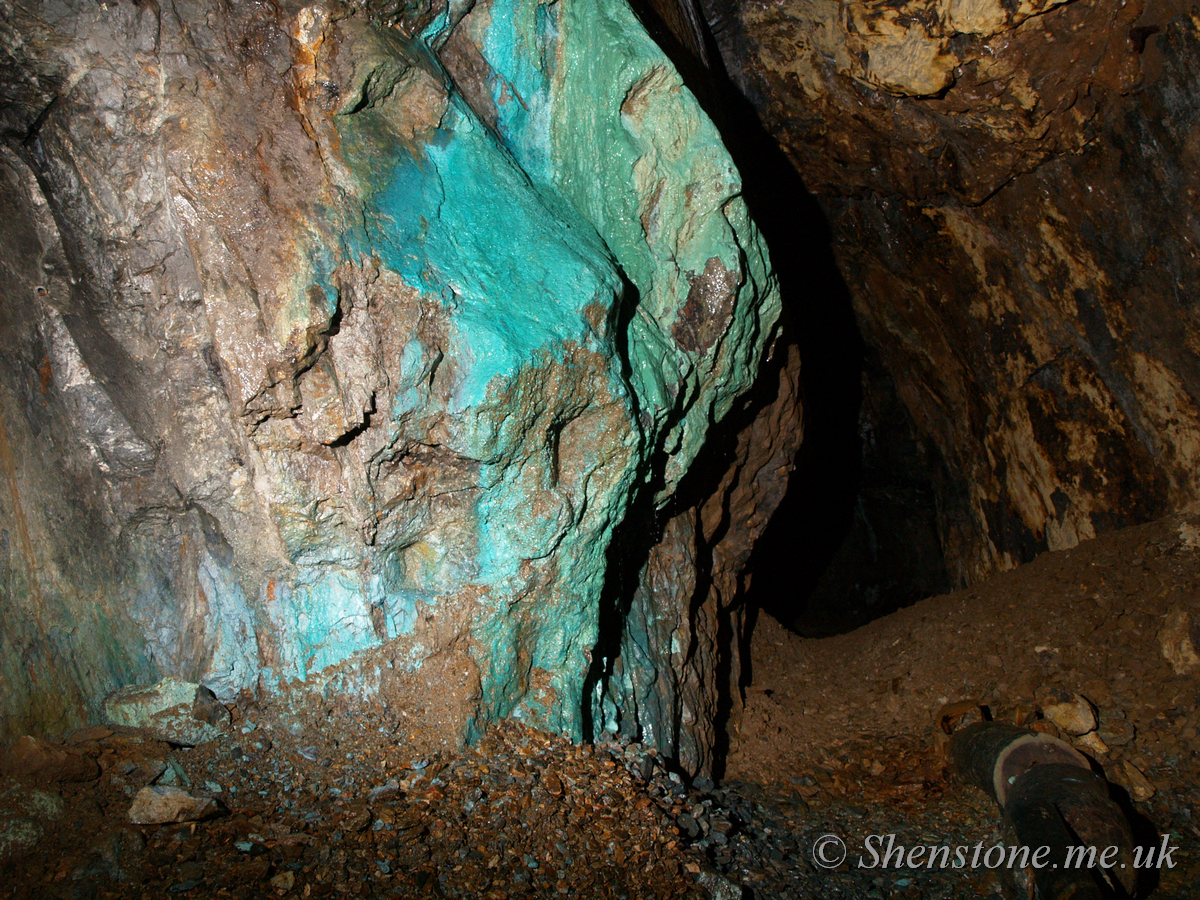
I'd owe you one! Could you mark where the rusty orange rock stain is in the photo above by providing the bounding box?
[38,356,53,394]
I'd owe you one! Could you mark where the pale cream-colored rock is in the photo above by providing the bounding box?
[1117,761,1155,802]
[270,870,296,891]
[858,24,956,96]
[944,0,1008,35]
[1159,607,1200,675]
[1042,694,1097,736]
[1074,731,1109,757]
[944,0,1074,36]
[128,786,221,825]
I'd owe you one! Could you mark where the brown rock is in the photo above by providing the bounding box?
[192,687,232,728]
[1097,715,1136,748]
[0,736,99,783]
[1028,720,1062,739]
[127,786,223,825]
[723,0,1200,590]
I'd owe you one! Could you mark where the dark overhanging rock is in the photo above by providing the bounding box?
[0,0,796,776]
[703,0,1200,613]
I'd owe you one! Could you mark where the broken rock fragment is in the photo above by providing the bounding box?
[1041,694,1098,736]
[1159,607,1200,675]
[128,786,223,825]
[104,678,227,745]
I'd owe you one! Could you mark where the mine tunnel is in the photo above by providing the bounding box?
[0,0,1197,896]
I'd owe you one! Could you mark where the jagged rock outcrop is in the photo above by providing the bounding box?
[724,0,1200,586]
[0,0,787,773]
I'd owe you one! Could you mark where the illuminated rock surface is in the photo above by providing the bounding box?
[724,0,1200,587]
[0,0,784,772]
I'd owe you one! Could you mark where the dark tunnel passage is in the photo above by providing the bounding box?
[630,0,956,639]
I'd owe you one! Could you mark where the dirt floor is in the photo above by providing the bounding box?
[1,511,1198,898]
[726,509,1200,898]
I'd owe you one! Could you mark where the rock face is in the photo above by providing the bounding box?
[0,0,785,773]
[726,0,1200,587]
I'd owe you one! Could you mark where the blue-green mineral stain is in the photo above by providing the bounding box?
[339,85,622,415]
[289,0,775,751]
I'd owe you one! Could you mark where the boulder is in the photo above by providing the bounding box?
[104,679,225,746]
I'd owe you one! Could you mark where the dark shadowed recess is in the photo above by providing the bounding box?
[628,0,951,641]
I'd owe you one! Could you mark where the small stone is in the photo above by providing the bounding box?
[677,813,700,838]
[1042,694,1098,736]
[1098,715,1136,747]
[269,869,295,891]
[155,760,191,788]
[1028,720,1062,739]
[542,772,564,796]
[1118,761,1155,802]
[128,786,223,824]
[368,780,400,802]
[1075,732,1109,756]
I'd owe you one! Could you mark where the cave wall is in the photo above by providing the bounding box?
[0,0,789,773]
[727,0,1200,586]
